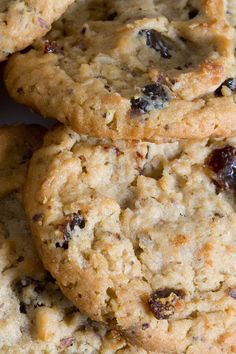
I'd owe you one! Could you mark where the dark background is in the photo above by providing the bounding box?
[0,63,54,127]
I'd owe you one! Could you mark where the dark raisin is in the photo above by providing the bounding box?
[131,83,169,114]
[19,302,27,314]
[130,97,149,114]
[106,11,118,21]
[139,29,171,59]
[44,40,61,54]
[142,84,169,102]
[229,288,236,299]
[32,213,44,222]
[56,212,85,249]
[148,288,185,320]
[81,27,86,35]
[207,145,236,191]
[17,87,24,94]
[55,241,69,250]
[142,323,150,330]
[215,78,236,96]
[68,213,86,231]
[64,212,85,240]
[188,8,199,19]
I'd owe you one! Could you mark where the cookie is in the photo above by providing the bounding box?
[0,124,45,198]
[227,0,236,26]
[24,125,236,352]
[4,0,236,141]
[0,193,147,353]
[0,0,74,61]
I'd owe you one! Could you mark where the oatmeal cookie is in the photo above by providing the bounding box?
[24,125,236,352]
[0,193,147,353]
[0,0,74,61]
[4,0,236,141]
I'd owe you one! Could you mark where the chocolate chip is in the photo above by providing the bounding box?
[207,145,236,191]
[229,288,236,299]
[139,29,172,59]
[32,213,44,222]
[131,83,170,114]
[215,78,236,96]
[148,288,185,320]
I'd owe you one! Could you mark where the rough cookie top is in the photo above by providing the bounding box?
[226,0,236,26]
[0,0,74,61]
[5,0,236,141]
[0,124,45,198]
[0,193,148,353]
[25,125,236,352]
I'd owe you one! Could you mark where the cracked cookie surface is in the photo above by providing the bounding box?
[0,0,74,61]
[25,125,236,352]
[0,193,148,353]
[0,131,146,354]
[4,0,236,141]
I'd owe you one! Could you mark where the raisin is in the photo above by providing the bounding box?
[131,83,169,114]
[207,145,236,191]
[56,241,69,250]
[32,213,44,222]
[148,288,185,320]
[215,78,236,96]
[229,288,236,299]
[68,213,86,231]
[142,84,169,102]
[44,40,61,54]
[142,323,150,330]
[56,211,85,249]
[130,97,149,114]
[188,8,199,19]
[139,29,171,59]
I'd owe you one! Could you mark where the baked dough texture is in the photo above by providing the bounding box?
[0,0,74,61]
[5,0,236,141]
[24,125,236,352]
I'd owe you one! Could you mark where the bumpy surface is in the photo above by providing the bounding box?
[0,0,74,61]
[5,0,236,141]
[25,125,236,352]
[227,0,236,26]
[0,124,45,198]
[0,193,147,353]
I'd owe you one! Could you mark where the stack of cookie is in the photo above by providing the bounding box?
[1,1,236,352]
